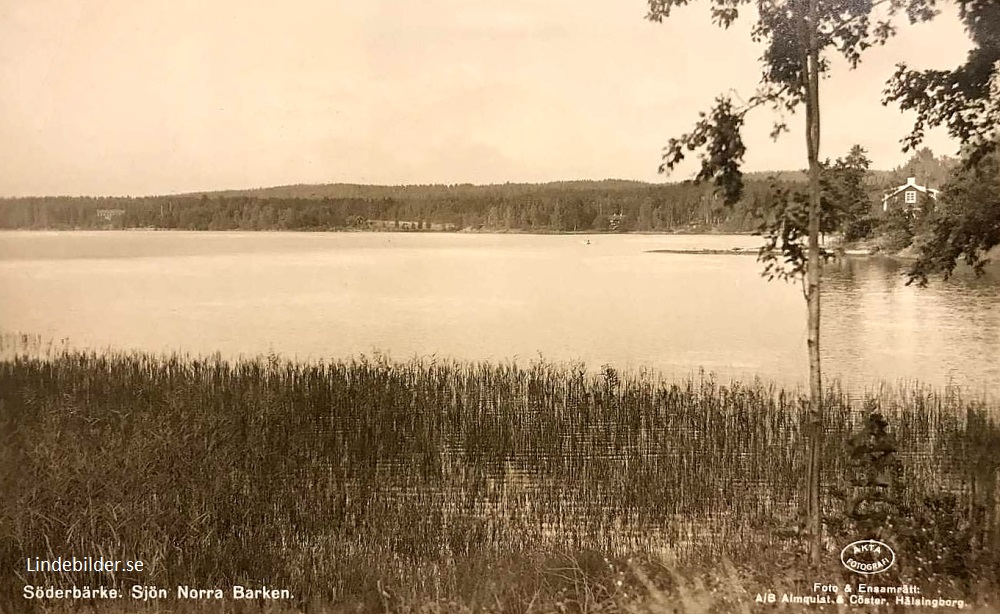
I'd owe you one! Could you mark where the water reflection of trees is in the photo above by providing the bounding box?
[826,256,1000,294]
[820,256,1000,398]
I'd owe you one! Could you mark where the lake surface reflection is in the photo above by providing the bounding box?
[1,231,997,397]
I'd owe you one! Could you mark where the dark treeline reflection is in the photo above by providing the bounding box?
[821,256,1000,396]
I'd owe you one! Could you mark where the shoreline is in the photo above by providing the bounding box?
[0,227,949,263]
[0,226,757,236]
[646,247,759,255]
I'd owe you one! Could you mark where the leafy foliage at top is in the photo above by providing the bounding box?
[884,0,1000,166]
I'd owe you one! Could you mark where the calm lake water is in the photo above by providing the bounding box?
[1,230,998,397]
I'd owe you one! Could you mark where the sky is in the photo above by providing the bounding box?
[0,0,975,196]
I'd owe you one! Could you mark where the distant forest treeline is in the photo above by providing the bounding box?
[0,155,949,233]
[0,179,782,232]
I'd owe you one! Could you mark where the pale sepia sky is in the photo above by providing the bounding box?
[0,0,973,196]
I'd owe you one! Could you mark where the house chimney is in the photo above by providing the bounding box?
[907,177,916,185]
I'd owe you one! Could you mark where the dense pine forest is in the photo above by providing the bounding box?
[0,177,898,234]
[0,149,953,235]
[0,179,774,233]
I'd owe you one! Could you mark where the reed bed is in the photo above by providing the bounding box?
[2,340,999,611]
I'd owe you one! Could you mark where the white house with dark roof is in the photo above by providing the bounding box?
[881,177,939,214]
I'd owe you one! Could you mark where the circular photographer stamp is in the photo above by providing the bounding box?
[840,539,896,575]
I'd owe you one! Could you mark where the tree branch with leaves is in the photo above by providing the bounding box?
[883,2,1000,285]
[645,0,940,566]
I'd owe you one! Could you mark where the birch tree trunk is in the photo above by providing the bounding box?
[804,0,825,568]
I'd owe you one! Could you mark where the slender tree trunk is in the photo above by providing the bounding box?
[804,0,824,568]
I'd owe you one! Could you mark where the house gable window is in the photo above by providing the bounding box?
[904,191,917,204]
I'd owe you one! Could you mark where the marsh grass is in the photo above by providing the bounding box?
[2,336,999,612]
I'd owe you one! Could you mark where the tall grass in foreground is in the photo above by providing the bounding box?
[2,339,999,611]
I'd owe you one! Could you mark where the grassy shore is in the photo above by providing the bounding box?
[2,338,999,612]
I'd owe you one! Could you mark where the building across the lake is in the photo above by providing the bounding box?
[96,209,125,221]
[881,177,938,215]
